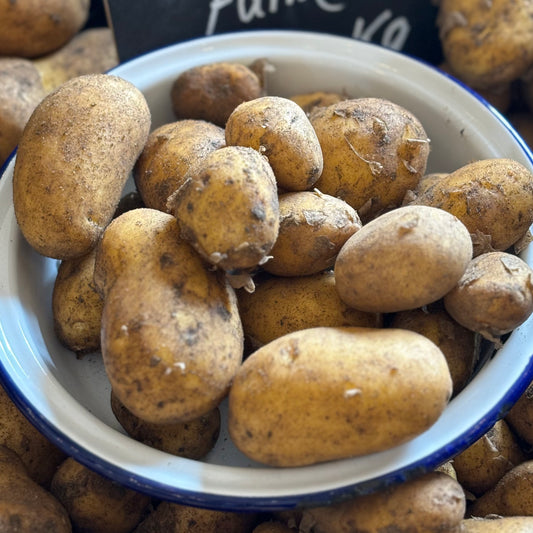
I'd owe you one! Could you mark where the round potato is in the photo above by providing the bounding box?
[225,95,324,191]
[290,91,348,115]
[443,251,533,341]
[506,380,533,447]
[228,326,452,467]
[167,145,279,287]
[13,73,151,260]
[311,97,430,221]
[334,205,473,313]
[262,190,361,277]
[461,517,533,532]
[170,61,264,127]
[410,158,533,255]
[134,119,226,213]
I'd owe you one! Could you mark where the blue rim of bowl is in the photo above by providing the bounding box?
[2,30,533,511]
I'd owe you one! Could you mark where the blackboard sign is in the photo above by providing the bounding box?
[104,0,443,66]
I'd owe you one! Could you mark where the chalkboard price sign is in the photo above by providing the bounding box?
[104,0,443,65]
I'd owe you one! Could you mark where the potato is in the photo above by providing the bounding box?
[52,248,103,354]
[0,57,46,166]
[253,521,295,533]
[468,460,533,517]
[50,457,151,533]
[390,305,477,395]
[225,95,324,191]
[451,419,527,496]
[261,190,361,276]
[436,460,458,480]
[334,205,473,313]
[170,61,264,127]
[133,501,258,533]
[290,91,348,115]
[33,27,119,93]
[134,119,226,213]
[461,516,533,531]
[228,326,452,467]
[110,390,220,459]
[167,145,279,288]
[443,251,533,342]
[505,380,533,446]
[237,270,382,350]
[311,97,430,221]
[436,0,533,89]
[0,383,66,487]
[0,445,71,532]
[94,208,244,424]
[0,0,89,57]
[410,158,533,255]
[299,471,466,533]
[13,73,151,260]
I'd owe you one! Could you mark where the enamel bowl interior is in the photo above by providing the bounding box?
[1,30,533,512]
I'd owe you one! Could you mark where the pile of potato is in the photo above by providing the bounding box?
[4,0,533,531]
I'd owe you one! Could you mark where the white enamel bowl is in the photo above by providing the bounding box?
[1,30,533,512]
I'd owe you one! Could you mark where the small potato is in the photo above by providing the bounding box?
[299,471,466,533]
[51,457,151,533]
[443,251,533,341]
[133,501,258,533]
[451,419,527,496]
[33,27,119,93]
[229,326,452,467]
[262,190,361,276]
[410,158,533,255]
[461,516,533,531]
[238,270,382,350]
[52,248,103,355]
[167,145,280,285]
[0,0,89,57]
[94,208,244,424]
[334,205,473,313]
[436,0,533,89]
[110,391,220,459]
[0,383,66,487]
[170,61,264,127]
[506,380,533,446]
[225,95,324,191]
[390,305,477,395]
[290,91,348,115]
[468,460,533,518]
[311,97,430,221]
[253,521,295,533]
[0,57,46,166]
[0,445,71,533]
[13,73,151,260]
[134,119,226,213]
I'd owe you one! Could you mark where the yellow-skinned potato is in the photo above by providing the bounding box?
[0,383,66,488]
[229,326,452,467]
[50,457,151,533]
[52,248,103,355]
[311,97,430,221]
[0,445,71,533]
[167,145,280,286]
[299,471,465,533]
[390,305,477,395]
[0,0,89,58]
[461,517,533,531]
[237,270,382,350]
[134,119,226,213]
[13,73,151,260]
[110,391,220,459]
[0,57,46,167]
[225,95,324,191]
[33,27,119,93]
[170,61,264,127]
[410,158,533,255]
[506,380,533,446]
[262,190,361,277]
[94,208,244,424]
[436,0,533,89]
[452,419,527,497]
[444,251,533,342]
[133,501,258,533]
[290,91,348,115]
[334,205,473,313]
[468,460,533,518]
